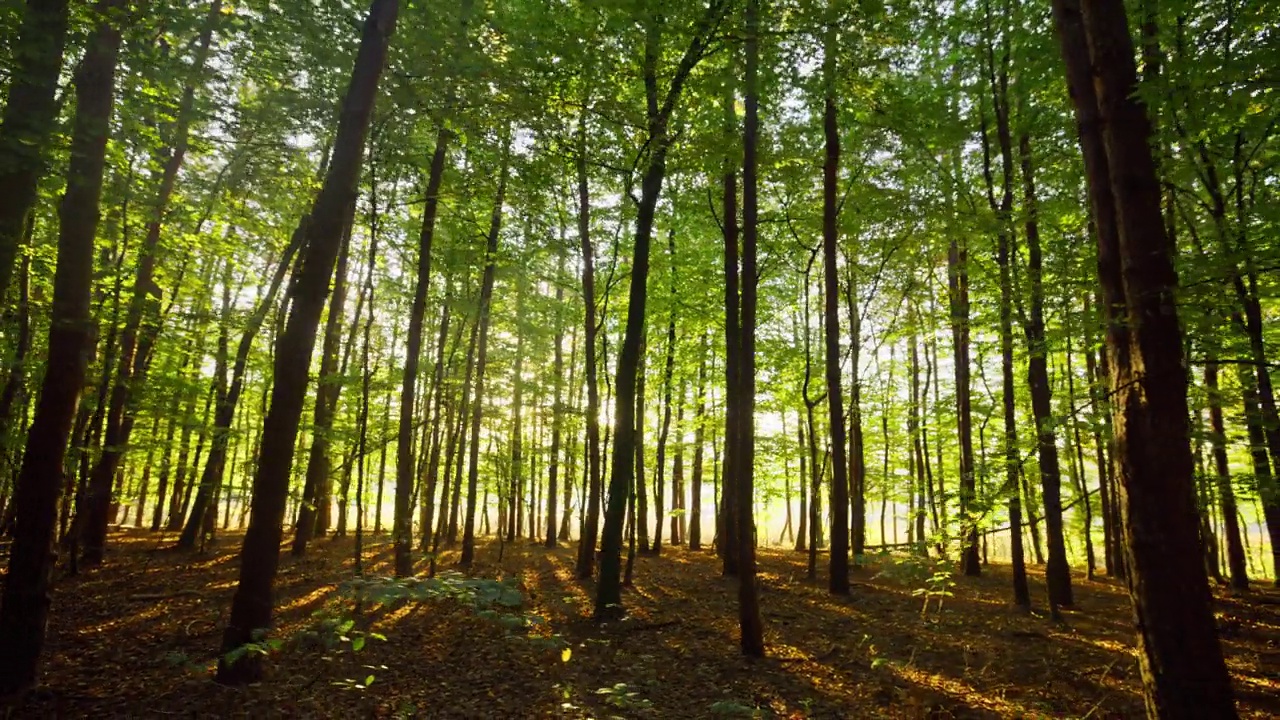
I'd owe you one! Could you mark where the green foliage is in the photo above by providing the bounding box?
[595,683,653,712]
[342,572,523,609]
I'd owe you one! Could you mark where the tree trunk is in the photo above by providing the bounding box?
[736,0,765,655]
[0,0,122,692]
[575,109,605,579]
[689,335,707,550]
[720,73,742,578]
[821,12,850,595]
[1015,130,1072,609]
[460,139,510,568]
[1052,0,1235,712]
[392,128,450,570]
[215,0,396,685]
[654,230,677,556]
[0,0,70,304]
[595,3,724,617]
[293,224,354,552]
[81,0,223,566]
[546,248,567,548]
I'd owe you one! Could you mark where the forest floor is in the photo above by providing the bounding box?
[3,528,1279,719]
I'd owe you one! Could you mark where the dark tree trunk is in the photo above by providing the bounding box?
[507,282,525,542]
[394,128,449,574]
[0,0,70,304]
[1052,0,1236,713]
[1083,301,1117,575]
[460,139,510,568]
[949,225,978,575]
[1016,131,1072,609]
[720,74,742,578]
[736,0,765,655]
[215,0,397,685]
[689,335,707,550]
[546,248,567,548]
[419,287,456,550]
[293,223,353,551]
[821,13,850,595]
[82,0,223,566]
[654,230,677,556]
[574,110,605,579]
[1204,363,1247,591]
[595,3,724,617]
[0,0,121,692]
[635,339,649,554]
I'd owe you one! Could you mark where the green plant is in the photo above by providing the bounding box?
[913,570,957,618]
[595,683,652,711]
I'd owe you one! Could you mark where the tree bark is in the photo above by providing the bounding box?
[736,0,765,655]
[81,0,223,566]
[821,12,850,595]
[546,248,568,548]
[1052,0,1236,713]
[1016,131,1071,608]
[595,1,725,618]
[0,0,70,304]
[460,138,510,568]
[0,0,122,692]
[216,0,397,685]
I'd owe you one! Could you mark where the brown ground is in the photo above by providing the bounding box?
[4,528,1279,719]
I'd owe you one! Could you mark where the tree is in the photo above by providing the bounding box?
[595,0,727,619]
[0,0,69,305]
[216,0,398,684]
[0,0,125,694]
[1051,0,1236,713]
[820,5,850,596]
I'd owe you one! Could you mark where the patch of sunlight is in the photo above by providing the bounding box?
[891,664,1039,716]
[276,586,334,613]
[1049,633,1133,656]
[188,555,236,570]
[799,595,867,621]
[80,604,167,635]
[371,602,417,631]
[1234,672,1280,694]
[203,580,238,591]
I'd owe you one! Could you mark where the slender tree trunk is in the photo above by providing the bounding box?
[419,288,455,550]
[507,283,525,542]
[460,139,510,568]
[1015,131,1072,608]
[293,224,353,552]
[82,0,223,565]
[1083,300,1116,575]
[575,110,605,579]
[720,74,742,578]
[689,335,707,550]
[546,249,567,548]
[216,0,397,685]
[595,3,724,616]
[654,230,678,556]
[949,222,978,575]
[821,12,850,595]
[0,1,122,691]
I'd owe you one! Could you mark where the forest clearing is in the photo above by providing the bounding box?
[5,529,1278,719]
[1,0,1278,716]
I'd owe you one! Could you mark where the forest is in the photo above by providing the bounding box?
[0,0,1277,716]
